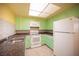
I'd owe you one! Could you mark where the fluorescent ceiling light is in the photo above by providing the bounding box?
[43,4,60,14]
[39,4,61,17]
[29,10,40,16]
[30,3,48,12]
[29,3,60,18]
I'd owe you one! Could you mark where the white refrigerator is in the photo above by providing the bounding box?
[53,17,79,56]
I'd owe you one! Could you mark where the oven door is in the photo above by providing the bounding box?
[31,35,41,48]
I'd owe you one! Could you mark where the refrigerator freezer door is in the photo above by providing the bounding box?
[53,18,74,32]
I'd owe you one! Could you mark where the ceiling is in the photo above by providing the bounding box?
[7,3,77,18]
[7,3,30,17]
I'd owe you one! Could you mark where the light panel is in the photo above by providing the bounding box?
[29,3,61,18]
[30,3,48,12]
[43,4,60,14]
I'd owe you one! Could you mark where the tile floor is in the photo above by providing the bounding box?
[25,45,54,56]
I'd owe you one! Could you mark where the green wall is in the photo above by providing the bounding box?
[47,5,79,29]
[16,17,48,30]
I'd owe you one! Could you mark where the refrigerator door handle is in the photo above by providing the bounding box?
[53,31,74,34]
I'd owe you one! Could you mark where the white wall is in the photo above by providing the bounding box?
[0,20,15,40]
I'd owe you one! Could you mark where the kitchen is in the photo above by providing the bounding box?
[0,3,79,56]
